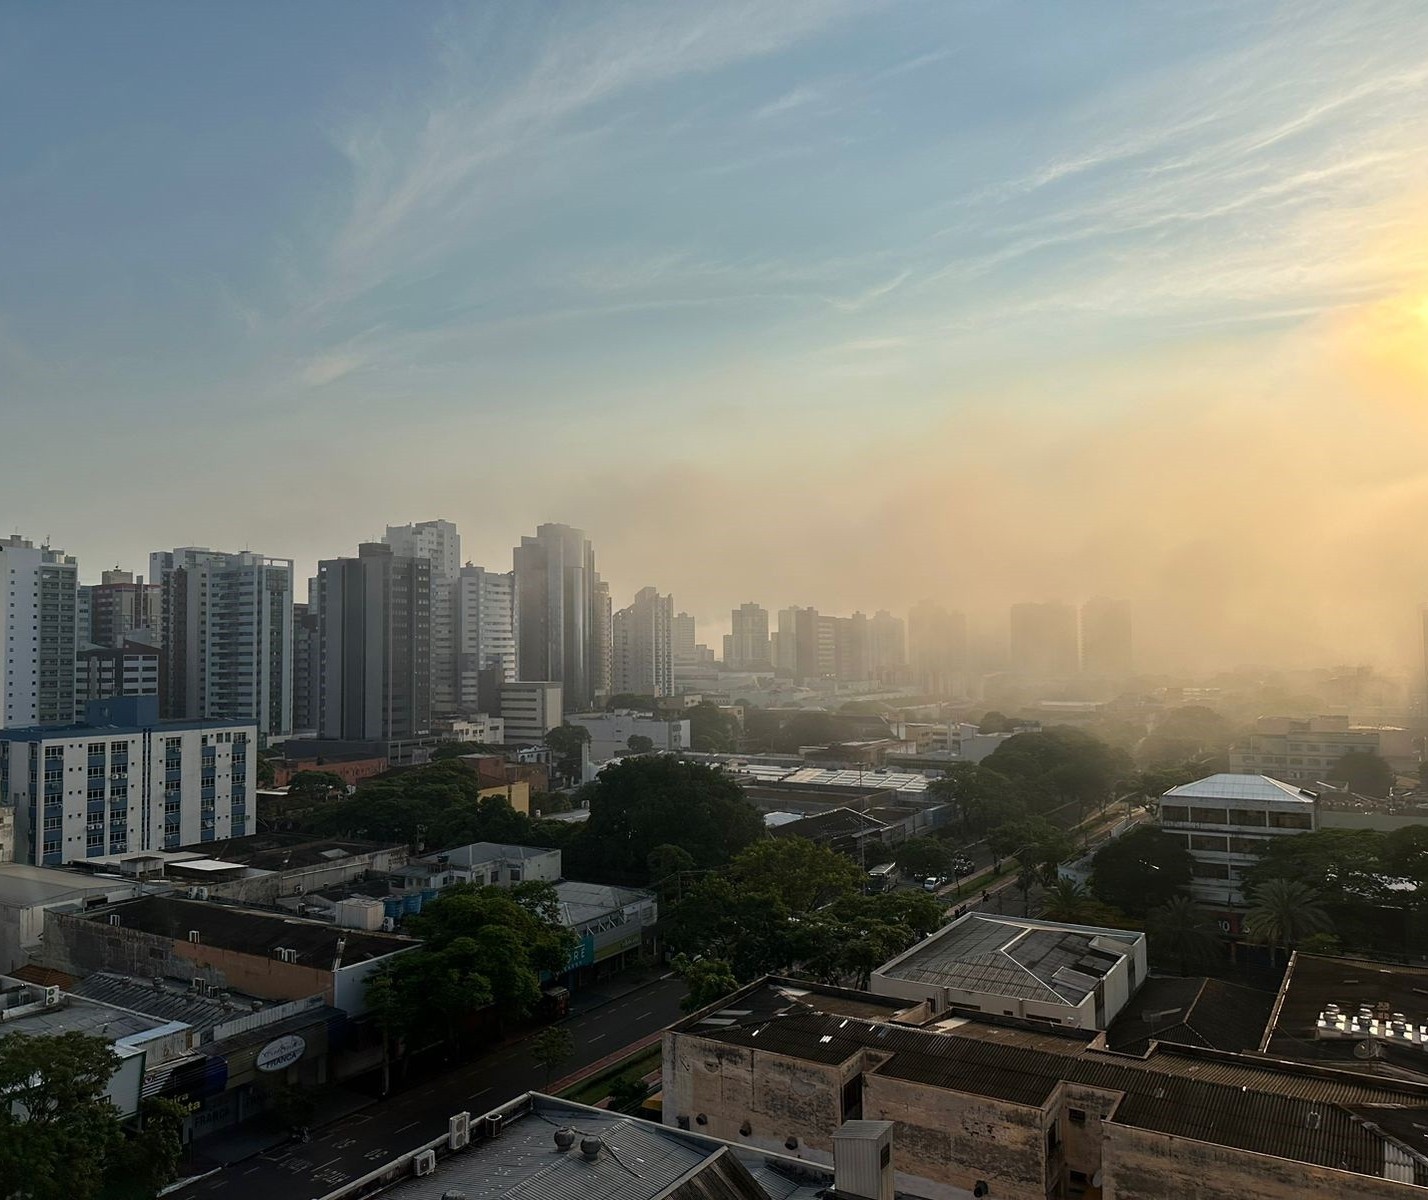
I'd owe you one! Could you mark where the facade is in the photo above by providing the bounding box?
[870,609,906,681]
[833,612,870,682]
[290,600,320,733]
[791,607,836,681]
[513,524,600,711]
[671,610,698,666]
[566,711,689,761]
[724,602,771,671]
[590,576,613,701]
[1230,715,1406,786]
[499,681,562,742]
[1079,596,1132,678]
[0,862,148,971]
[1159,772,1317,906]
[316,543,433,744]
[773,607,799,674]
[1009,601,1079,677]
[1,535,79,729]
[383,521,461,716]
[871,912,1146,1029]
[454,565,517,713]
[666,976,1428,1200]
[555,880,658,974]
[907,601,967,696]
[434,841,562,887]
[86,569,161,648]
[74,639,161,715]
[612,587,675,697]
[150,547,294,737]
[0,696,255,865]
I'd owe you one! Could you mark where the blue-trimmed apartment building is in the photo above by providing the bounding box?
[0,696,254,866]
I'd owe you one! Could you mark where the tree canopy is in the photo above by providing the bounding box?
[1328,751,1395,799]
[565,756,763,883]
[895,837,952,881]
[626,734,655,754]
[1089,826,1193,917]
[545,723,591,781]
[983,726,1132,819]
[927,763,1017,838]
[688,702,740,752]
[1136,706,1235,770]
[0,1033,187,1200]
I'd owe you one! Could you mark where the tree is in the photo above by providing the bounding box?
[608,1076,650,1113]
[674,955,741,1012]
[1240,827,1390,908]
[731,838,863,912]
[1329,750,1395,799]
[1137,706,1235,770]
[928,763,1016,838]
[984,727,1131,819]
[688,702,739,752]
[545,723,591,782]
[895,837,952,881]
[256,751,278,788]
[0,1033,187,1200]
[647,843,698,903]
[285,769,347,802]
[1147,895,1221,974]
[1039,879,1124,926]
[1243,879,1334,965]
[1089,826,1193,917]
[772,711,837,753]
[626,734,655,755]
[978,711,1016,734]
[568,757,763,883]
[529,1026,574,1087]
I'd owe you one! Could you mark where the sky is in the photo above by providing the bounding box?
[2,1,1426,672]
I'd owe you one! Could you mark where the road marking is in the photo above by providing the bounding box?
[312,1157,341,1171]
[395,1121,420,1133]
[636,1011,653,1020]
[588,1034,606,1043]
[241,1166,261,1175]
[470,1087,492,1100]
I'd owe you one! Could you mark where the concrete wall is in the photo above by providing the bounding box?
[206,846,410,905]
[864,1072,1047,1200]
[1101,1121,1422,1200]
[1319,810,1428,835]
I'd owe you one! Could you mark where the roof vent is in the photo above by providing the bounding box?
[188,930,200,943]
[580,1136,602,1162]
[554,1128,576,1152]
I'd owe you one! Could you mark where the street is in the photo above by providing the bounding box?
[171,975,688,1200]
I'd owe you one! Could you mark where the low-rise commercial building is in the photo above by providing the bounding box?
[499,681,563,742]
[555,880,657,978]
[41,894,417,1014]
[0,696,256,866]
[0,861,152,972]
[1159,772,1317,906]
[665,976,1428,1200]
[871,912,1146,1030]
[1230,715,1415,785]
[566,710,690,762]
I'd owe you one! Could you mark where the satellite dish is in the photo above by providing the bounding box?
[1353,1039,1382,1059]
[1091,1170,1103,1187]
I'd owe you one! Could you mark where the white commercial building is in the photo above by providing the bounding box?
[1159,772,1317,906]
[150,547,293,737]
[613,587,674,697]
[567,710,689,762]
[1,536,79,729]
[500,681,563,742]
[0,696,256,866]
[455,564,517,712]
[871,911,1146,1030]
[74,640,160,717]
[384,521,461,716]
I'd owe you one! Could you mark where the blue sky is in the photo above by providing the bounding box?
[3,1,1427,666]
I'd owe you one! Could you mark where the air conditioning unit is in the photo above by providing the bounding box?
[44,986,60,1007]
[188,887,209,901]
[448,1112,471,1150]
[108,915,122,927]
[413,1150,437,1177]
[483,1112,503,1139]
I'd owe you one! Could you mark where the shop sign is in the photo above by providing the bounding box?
[256,1034,306,1073]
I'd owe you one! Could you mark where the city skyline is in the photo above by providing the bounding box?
[3,3,1427,672]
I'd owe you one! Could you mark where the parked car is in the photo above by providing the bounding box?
[923,876,947,892]
[950,857,974,877]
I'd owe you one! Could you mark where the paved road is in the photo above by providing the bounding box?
[174,976,688,1200]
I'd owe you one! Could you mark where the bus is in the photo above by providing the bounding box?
[866,862,899,893]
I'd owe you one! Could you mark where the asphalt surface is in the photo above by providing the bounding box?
[174,975,688,1200]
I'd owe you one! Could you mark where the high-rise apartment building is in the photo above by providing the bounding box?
[870,610,906,681]
[724,603,771,671]
[0,696,254,864]
[833,612,870,682]
[75,641,161,716]
[455,565,517,713]
[1009,602,1079,677]
[591,576,613,702]
[774,608,799,675]
[612,587,675,698]
[316,544,432,744]
[1080,596,1133,677]
[86,569,161,648]
[671,612,698,665]
[513,524,600,711]
[291,599,321,733]
[1,536,79,729]
[791,608,836,681]
[150,548,294,737]
[907,601,967,696]
[383,521,460,716]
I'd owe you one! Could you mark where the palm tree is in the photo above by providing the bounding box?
[1243,879,1333,965]
[1147,895,1221,975]
[1041,879,1097,924]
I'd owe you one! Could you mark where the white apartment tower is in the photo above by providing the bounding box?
[0,536,79,728]
[384,521,460,716]
[150,548,294,737]
[455,564,518,713]
[724,602,771,671]
[612,587,675,698]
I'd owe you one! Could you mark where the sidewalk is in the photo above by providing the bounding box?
[567,964,671,1016]
[173,1085,374,1176]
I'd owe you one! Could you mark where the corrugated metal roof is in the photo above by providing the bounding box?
[1162,773,1315,804]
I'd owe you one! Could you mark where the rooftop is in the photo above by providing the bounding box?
[0,976,170,1046]
[0,862,143,908]
[554,881,654,927]
[1162,772,1317,804]
[874,912,1142,1006]
[1106,975,1276,1057]
[677,977,1428,1184]
[71,971,292,1035]
[438,842,558,866]
[77,896,417,967]
[332,1093,840,1200]
[180,832,403,871]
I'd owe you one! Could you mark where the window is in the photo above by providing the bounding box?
[1193,862,1230,880]
[1159,805,1189,823]
[1230,835,1268,855]
[1227,809,1267,827]
[1189,807,1229,825]
[1269,812,1312,830]
[1068,1108,1087,1124]
[1190,834,1228,852]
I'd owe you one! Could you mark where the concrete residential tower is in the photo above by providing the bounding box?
[612,587,674,697]
[455,564,517,713]
[0,536,79,729]
[512,524,600,711]
[383,521,460,716]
